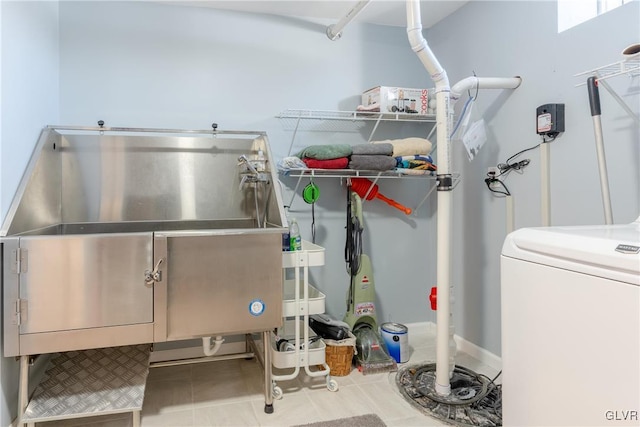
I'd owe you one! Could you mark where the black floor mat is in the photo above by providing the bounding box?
[396,363,502,427]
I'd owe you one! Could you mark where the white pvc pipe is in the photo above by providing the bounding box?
[506,195,515,234]
[202,336,225,356]
[326,0,371,41]
[540,142,551,226]
[592,116,614,224]
[451,76,522,103]
[406,0,524,396]
[407,0,452,396]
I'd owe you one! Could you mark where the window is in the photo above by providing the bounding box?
[558,0,633,32]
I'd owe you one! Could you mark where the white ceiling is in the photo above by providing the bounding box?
[165,1,469,29]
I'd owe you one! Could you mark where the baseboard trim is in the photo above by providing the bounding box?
[403,321,501,371]
[454,333,502,371]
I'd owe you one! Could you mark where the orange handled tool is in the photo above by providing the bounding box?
[350,178,412,215]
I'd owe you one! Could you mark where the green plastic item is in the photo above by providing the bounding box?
[303,182,320,204]
[344,253,378,330]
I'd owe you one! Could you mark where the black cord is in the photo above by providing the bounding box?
[344,187,363,311]
[484,176,511,196]
[345,189,363,277]
[497,143,538,176]
[495,134,557,179]
[311,202,316,243]
[485,134,557,197]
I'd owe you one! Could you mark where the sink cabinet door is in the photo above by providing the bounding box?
[163,232,283,340]
[18,233,154,334]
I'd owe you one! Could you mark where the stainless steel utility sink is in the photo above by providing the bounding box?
[1,126,287,357]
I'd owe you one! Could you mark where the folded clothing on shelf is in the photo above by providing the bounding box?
[396,168,434,175]
[349,155,397,171]
[351,143,393,156]
[372,137,432,157]
[303,157,349,169]
[296,144,353,160]
[395,154,437,171]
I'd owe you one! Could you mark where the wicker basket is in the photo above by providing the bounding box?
[324,332,356,377]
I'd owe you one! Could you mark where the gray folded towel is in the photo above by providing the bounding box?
[351,143,393,156]
[296,144,353,160]
[349,155,397,171]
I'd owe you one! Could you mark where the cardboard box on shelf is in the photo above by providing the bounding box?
[361,86,430,115]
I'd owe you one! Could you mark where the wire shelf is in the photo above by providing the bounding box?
[575,58,640,86]
[278,109,436,122]
[277,109,436,132]
[280,168,438,179]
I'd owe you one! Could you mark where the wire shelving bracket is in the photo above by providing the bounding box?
[575,58,640,122]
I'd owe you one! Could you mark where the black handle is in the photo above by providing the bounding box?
[587,76,601,117]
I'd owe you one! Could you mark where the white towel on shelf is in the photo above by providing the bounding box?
[371,137,432,157]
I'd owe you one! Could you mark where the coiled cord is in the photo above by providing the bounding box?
[345,187,363,310]
[345,187,363,277]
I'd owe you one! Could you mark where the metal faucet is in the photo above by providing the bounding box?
[237,155,259,175]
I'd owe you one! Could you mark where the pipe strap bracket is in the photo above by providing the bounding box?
[437,175,453,191]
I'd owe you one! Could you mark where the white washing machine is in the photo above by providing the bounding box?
[501,219,640,427]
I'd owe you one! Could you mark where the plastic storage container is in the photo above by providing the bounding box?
[271,240,337,399]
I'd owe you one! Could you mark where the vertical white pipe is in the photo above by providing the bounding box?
[506,195,515,234]
[540,142,551,226]
[592,116,614,224]
[405,0,521,396]
[407,0,452,396]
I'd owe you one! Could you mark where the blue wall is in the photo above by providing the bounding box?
[426,0,639,355]
[1,2,59,424]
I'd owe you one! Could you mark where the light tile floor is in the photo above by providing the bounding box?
[36,329,500,427]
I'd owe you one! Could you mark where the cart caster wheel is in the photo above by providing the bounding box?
[264,403,274,414]
[327,379,339,392]
[272,386,283,400]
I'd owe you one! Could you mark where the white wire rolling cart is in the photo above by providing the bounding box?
[271,240,339,399]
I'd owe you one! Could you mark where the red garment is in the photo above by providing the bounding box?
[303,157,349,169]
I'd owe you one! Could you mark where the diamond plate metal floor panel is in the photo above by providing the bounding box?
[23,345,151,423]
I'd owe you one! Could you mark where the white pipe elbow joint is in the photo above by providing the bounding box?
[450,77,478,102]
[406,27,426,53]
[202,336,225,356]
